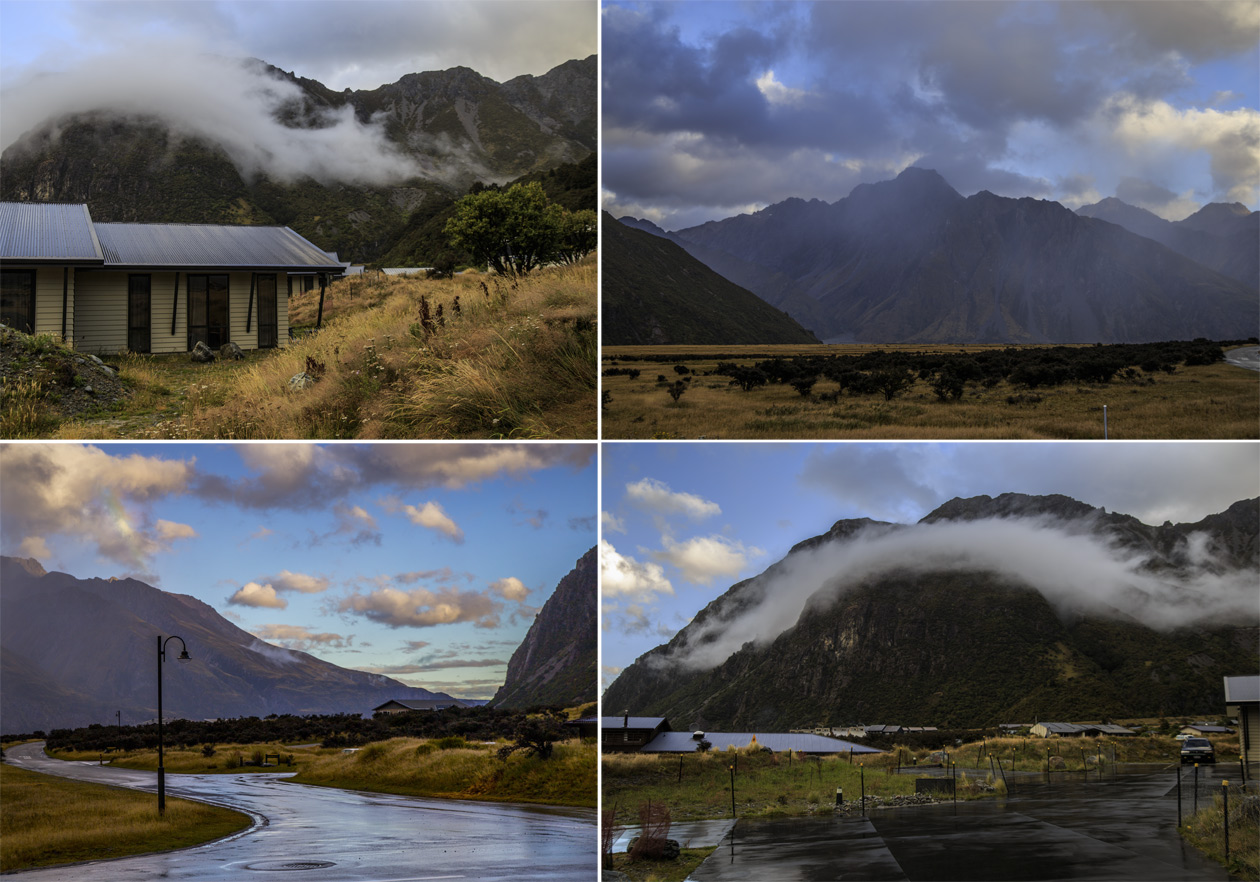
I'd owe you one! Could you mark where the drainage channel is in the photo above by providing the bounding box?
[242,860,338,871]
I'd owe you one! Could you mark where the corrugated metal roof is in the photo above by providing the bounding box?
[94,223,345,270]
[1225,675,1260,703]
[641,731,880,755]
[0,202,104,262]
[600,716,668,730]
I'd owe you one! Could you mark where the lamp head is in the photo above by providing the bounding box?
[177,648,191,662]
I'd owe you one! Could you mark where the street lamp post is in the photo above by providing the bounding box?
[157,635,191,815]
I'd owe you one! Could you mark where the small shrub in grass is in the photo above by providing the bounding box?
[433,736,468,751]
[201,743,216,758]
[358,743,388,762]
[628,801,672,861]
[414,743,435,757]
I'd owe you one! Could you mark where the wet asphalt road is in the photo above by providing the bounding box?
[1225,345,1260,372]
[688,766,1232,881]
[5,742,596,881]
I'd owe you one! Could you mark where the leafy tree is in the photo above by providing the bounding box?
[497,715,565,760]
[667,380,687,404]
[552,209,597,265]
[445,182,558,276]
[790,375,818,398]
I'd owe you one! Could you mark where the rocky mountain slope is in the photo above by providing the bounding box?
[602,214,819,345]
[651,168,1256,344]
[491,547,596,709]
[602,495,1259,730]
[1076,197,1259,292]
[0,56,595,263]
[0,556,452,734]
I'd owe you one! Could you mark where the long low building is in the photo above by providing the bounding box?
[1,202,346,354]
[641,730,880,756]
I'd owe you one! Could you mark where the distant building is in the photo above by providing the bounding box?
[601,714,670,752]
[1224,675,1259,764]
[1030,722,1086,738]
[1,202,345,354]
[1179,724,1233,737]
[372,698,473,715]
[1080,724,1137,737]
[564,716,598,740]
[641,730,880,757]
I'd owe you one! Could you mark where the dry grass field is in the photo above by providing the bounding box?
[0,762,250,872]
[8,260,595,439]
[601,344,1259,439]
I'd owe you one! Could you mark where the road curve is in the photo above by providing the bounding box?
[4,742,596,881]
[1225,345,1260,372]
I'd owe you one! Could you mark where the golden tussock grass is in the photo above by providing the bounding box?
[47,261,595,439]
[601,353,1258,439]
[51,742,315,774]
[291,736,596,807]
[0,762,250,872]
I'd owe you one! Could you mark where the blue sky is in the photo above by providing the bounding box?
[0,443,597,700]
[600,441,1260,687]
[602,0,1260,229]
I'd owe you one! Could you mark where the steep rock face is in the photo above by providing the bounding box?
[0,557,450,734]
[603,496,1259,730]
[0,56,595,263]
[491,547,596,709]
[670,169,1257,343]
[601,214,819,345]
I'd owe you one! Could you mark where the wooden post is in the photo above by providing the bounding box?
[245,272,256,333]
[170,272,180,336]
[316,274,327,329]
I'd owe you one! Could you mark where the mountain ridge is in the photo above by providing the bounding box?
[603,494,1259,730]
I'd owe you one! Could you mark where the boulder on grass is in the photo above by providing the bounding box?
[190,342,215,363]
[219,341,245,360]
[288,372,315,391]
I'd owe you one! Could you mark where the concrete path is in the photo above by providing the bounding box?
[686,767,1231,881]
[4,742,596,881]
[1225,345,1260,372]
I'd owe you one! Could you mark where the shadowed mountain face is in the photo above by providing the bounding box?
[1076,197,1259,292]
[0,557,451,734]
[655,168,1257,344]
[602,495,1259,731]
[491,547,596,709]
[601,213,819,345]
[0,56,595,263]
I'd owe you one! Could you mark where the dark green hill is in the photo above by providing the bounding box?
[603,495,1259,729]
[601,213,819,345]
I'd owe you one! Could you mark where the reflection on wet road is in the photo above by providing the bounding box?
[5,742,595,881]
[1225,345,1260,372]
[688,767,1232,881]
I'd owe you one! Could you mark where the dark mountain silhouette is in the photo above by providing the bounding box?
[1076,197,1259,291]
[491,547,596,709]
[603,495,1259,731]
[0,56,595,263]
[0,556,453,734]
[665,168,1257,343]
[601,213,820,345]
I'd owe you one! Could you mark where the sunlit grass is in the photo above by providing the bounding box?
[50,742,316,774]
[291,736,596,807]
[0,762,250,872]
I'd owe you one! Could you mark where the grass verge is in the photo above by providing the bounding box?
[604,847,716,882]
[0,762,251,872]
[290,737,596,807]
[49,742,314,774]
[1180,788,1260,880]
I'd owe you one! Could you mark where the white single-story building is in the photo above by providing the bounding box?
[0,202,345,355]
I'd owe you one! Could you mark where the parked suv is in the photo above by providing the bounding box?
[1180,737,1215,764]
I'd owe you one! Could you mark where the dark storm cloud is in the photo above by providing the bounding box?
[1115,176,1181,208]
[604,1,1258,227]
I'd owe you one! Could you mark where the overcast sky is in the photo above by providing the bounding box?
[602,0,1260,230]
[0,443,596,701]
[1,0,596,90]
[600,441,1260,685]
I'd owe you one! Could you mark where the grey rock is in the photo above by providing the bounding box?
[288,372,315,391]
[219,341,245,360]
[190,342,216,363]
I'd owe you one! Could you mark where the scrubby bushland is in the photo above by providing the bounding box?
[38,705,575,754]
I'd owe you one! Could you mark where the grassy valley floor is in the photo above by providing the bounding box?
[601,344,1259,439]
[0,761,251,872]
[2,261,595,439]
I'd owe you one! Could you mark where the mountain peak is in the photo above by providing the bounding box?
[2,556,47,578]
[920,493,1102,524]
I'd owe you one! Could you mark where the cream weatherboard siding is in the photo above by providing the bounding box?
[71,270,291,354]
[35,267,73,341]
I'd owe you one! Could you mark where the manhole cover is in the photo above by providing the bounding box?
[243,860,336,871]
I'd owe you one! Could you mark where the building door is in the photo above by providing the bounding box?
[1,269,36,334]
[128,275,151,353]
[187,274,230,350]
[256,274,278,349]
